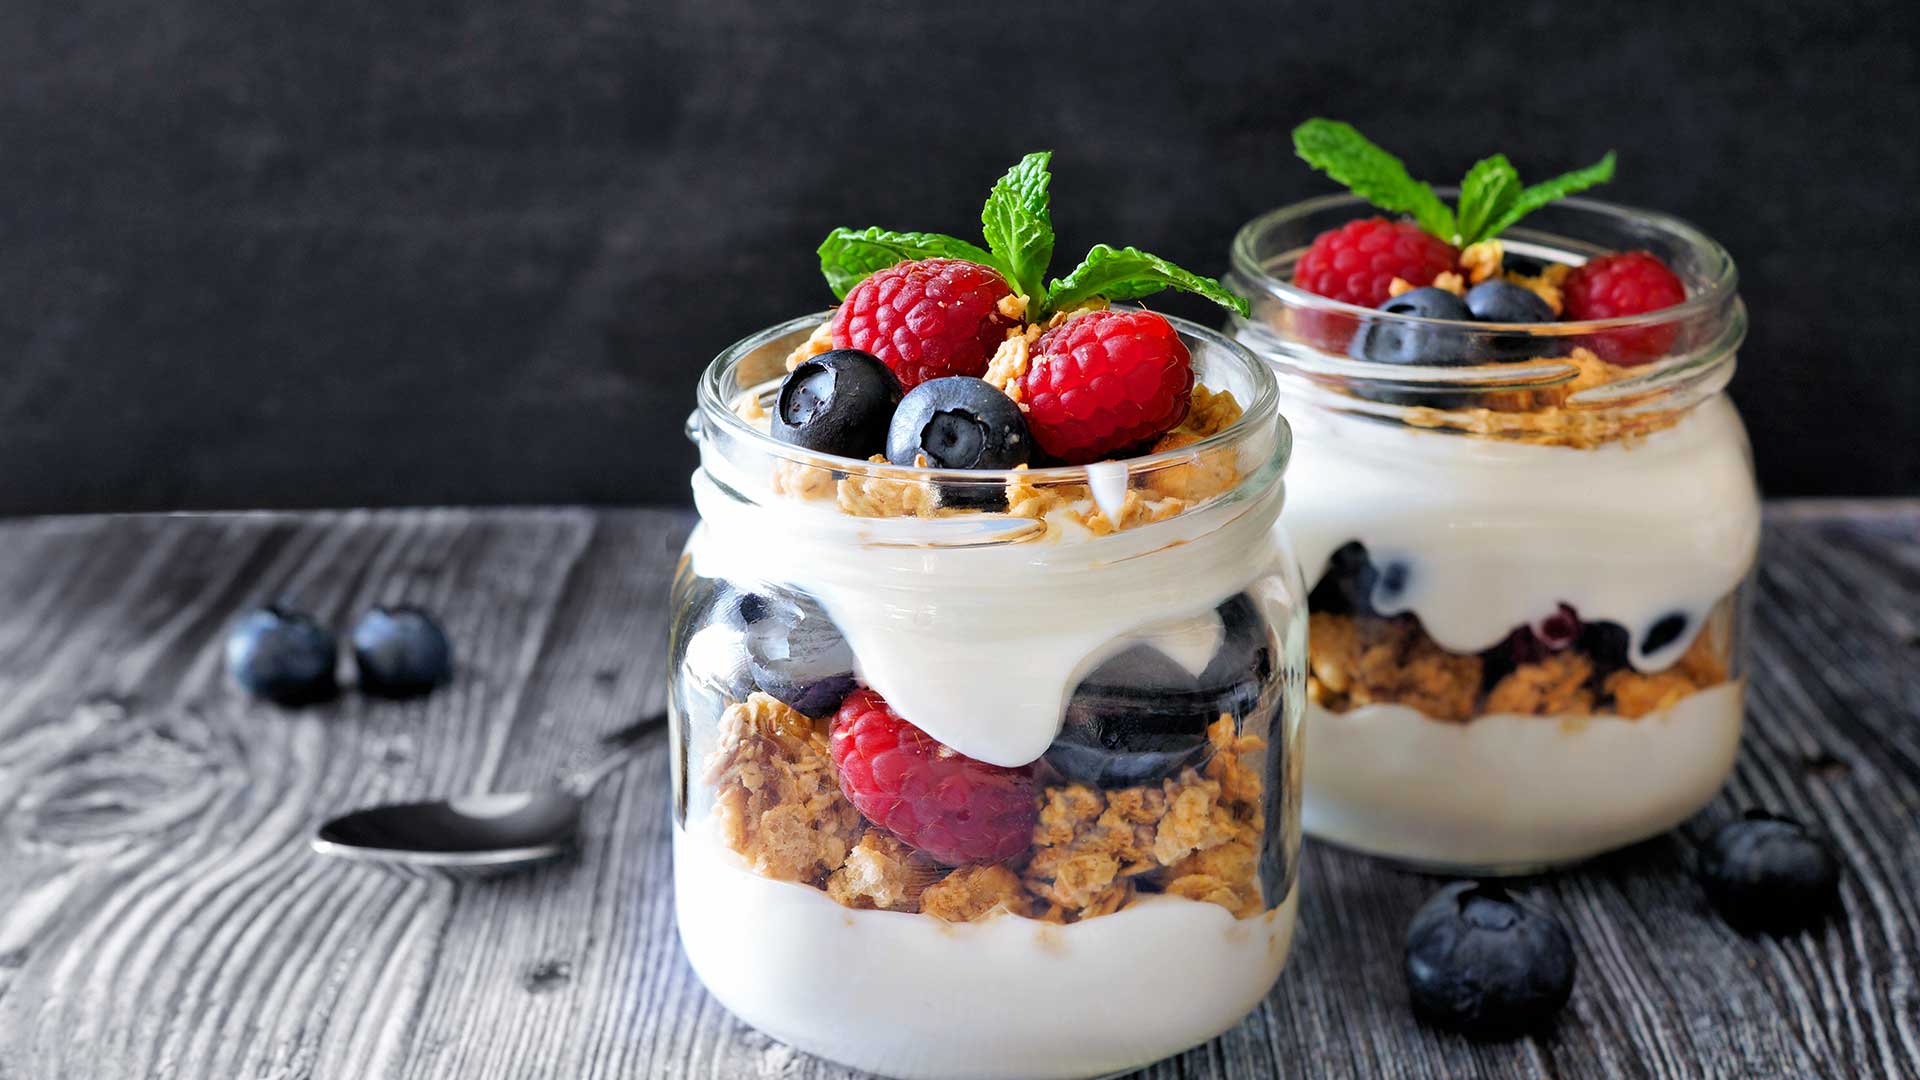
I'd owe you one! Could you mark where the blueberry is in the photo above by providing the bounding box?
[1377,560,1411,604]
[771,349,902,457]
[1308,541,1380,617]
[227,606,338,705]
[1642,612,1689,656]
[887,376,1030,511]
[1697,811,1840,933]
[1462,280,1557,363]
[1465,280,1555,324]
[1048,595,1274,787]
[1580,619,1633,672]
[1349,287,1474,367]
[1405,882,1576,1039]
[351,606,453,698]
[722,587,854,718]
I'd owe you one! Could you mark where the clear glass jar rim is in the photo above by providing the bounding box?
[1229,191,1740,334]
[695,309,1289,485]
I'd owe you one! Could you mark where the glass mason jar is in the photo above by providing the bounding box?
[669,311,1305,1080]
[1227,194,1756,874]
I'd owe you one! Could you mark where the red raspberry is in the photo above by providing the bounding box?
[1289,218,1458,352]
[1018,309,1193,465]
[831,258,1016,389]
[1562,251,1687,364]
[829,688,1037,866]
[1292,217,1460,308]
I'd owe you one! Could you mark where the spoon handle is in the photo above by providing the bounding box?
[563,709,669,796]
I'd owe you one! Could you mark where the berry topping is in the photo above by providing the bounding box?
[1019,309,1194,464]
[829,688,1038,865]
[830,259,1016,389]
[1405,881,1576,1038]
[771,348,902,456]
[1697,811,1841,933]
[886,377,1030,471]
[1293,218,1460,308]
[1349,286,1473,367]
[1465,280,1555,324]
[722,587,855,718]
[1562,251,1687,364]
[351,606,453,698]
[227,606,338,706]
[1048,594,1273,787]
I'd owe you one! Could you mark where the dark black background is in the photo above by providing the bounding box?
[5,0,1914,515]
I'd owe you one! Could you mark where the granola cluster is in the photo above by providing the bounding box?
[748,313,1248,533]
[1026,717,1267,921]
[702,696,1270,924]
[1307,612,1730,723]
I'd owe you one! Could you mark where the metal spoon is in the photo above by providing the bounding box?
[311,710,667,877]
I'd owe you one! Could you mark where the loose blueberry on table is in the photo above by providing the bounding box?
[1697,811,1842,933]
[1404,881,1576,1038]
[1289,119,1689,379]
[227,605,338,706]
[352,606,453,698]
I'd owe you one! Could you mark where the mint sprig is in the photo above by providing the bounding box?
[979,152,1055,308]
[1292,119,1616,247]
[817,227,996,301]
[1049,245,1249,317]
[818,152,1245,319]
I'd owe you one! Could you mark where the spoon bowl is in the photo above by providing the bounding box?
[313,790,584,877]
[311,710,665,878]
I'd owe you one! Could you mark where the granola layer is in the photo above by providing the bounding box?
[702,695,1271,924]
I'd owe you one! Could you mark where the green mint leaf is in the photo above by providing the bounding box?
[816,227,998,300]
[1293,119,1455,240]
[1454,154,1522,246]
[1046,244,1250,317]
[1479,151,1616,240]
[980,151,1055,307]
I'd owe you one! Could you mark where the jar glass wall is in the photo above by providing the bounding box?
[1229,195,1756,874]
[669,313,1306,1080]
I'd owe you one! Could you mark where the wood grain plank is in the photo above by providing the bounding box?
[0,504,1915,1080]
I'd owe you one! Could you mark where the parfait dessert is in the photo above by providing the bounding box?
[671,154,1306,1080]
[1230,122,1757,873]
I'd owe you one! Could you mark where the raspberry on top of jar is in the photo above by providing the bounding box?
[729,152,1257,535]
[1281,119,1700,449]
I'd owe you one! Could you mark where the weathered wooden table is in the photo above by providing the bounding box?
[0,504,1915,1080]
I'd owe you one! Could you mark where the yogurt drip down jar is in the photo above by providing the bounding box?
[670,313,1306,1080]
[1230,194,1755,874]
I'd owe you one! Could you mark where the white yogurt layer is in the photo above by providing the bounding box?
[1302,681,1743,870]
[674,829,1299,1080]
[1280,395,1761,671]
[687,435,1287,768]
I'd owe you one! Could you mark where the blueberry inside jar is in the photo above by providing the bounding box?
[1228,127,1755,875]
[670,154,1308,1080]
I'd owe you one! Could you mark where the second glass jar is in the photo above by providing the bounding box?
[1229,193,1756,874]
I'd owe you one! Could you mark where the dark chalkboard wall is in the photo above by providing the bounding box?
[4,0,1914,514]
